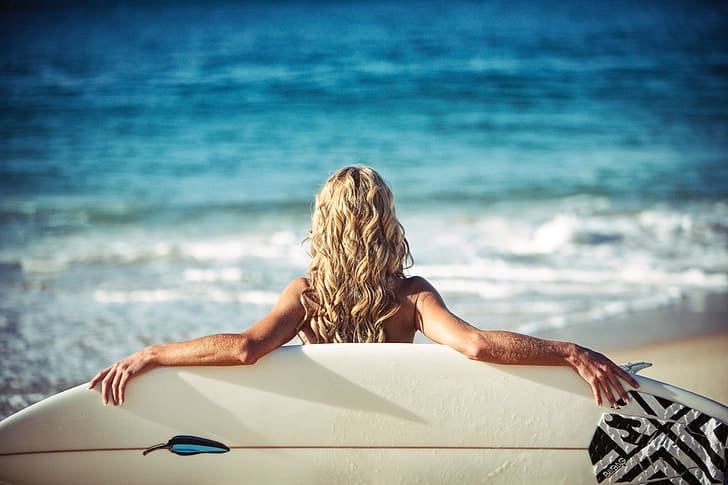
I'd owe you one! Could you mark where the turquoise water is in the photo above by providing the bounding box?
[1,0,727,416]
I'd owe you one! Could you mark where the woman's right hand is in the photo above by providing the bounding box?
[88,347,157,406]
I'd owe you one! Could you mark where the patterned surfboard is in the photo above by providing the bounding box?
[589,391,727,484]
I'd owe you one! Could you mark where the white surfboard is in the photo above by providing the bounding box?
[0,344,726,484]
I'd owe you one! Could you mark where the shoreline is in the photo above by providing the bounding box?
[532,291,728,351]
[608,331,728,405]
[532,291,728,404]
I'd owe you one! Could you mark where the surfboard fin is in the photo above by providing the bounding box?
[143,435,230,456]
[618,361,653,374]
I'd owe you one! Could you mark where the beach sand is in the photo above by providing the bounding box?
[608,331,728,405]
[533,291,728,405]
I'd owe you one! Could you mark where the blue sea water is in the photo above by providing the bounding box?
[1,0,727,416]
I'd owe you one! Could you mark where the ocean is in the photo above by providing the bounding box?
[1,0,727,417]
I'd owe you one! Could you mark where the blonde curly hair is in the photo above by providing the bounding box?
[301,166,413,343]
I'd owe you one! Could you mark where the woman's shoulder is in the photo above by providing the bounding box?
[281,277,311,298]
[288,276,310,289]
[271,277,310,303]
[397,275,438,299]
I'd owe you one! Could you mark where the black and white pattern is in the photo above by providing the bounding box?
[588,391,727,484]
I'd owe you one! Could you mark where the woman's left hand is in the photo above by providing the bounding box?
[568,344,639,407]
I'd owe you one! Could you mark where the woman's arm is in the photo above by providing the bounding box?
[412,277,639,407]
[88,278,308,405]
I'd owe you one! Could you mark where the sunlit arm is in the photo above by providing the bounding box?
[150,333,260,366]
[413,276,639,407]
[87,333,260,406]
[463,329,574,365]
[88,278,308,406]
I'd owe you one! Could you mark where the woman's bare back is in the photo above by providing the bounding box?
[297,276,425,344]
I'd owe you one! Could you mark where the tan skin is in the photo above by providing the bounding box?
[90,275,639,407]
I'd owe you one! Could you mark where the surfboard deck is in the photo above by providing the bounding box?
[0,344,726,484]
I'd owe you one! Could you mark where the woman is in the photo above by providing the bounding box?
[90,166,638,407]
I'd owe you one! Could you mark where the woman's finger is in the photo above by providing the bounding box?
[606,370,630,404]
[618,366,640,389]
[100,369,114,405]
[111,368,124,405]
[590,378,602,407]
[118,371,131,405]
[88,367,110,389]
